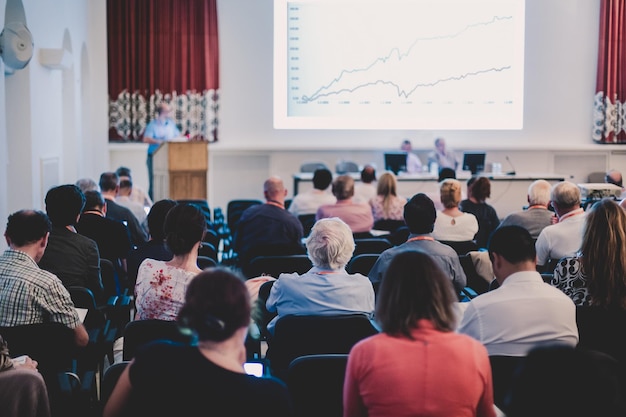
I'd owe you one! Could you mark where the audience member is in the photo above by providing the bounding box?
[605,168,626,198]
[457,226,579,356]
[265,218,375,333]
[353,164,377,204]
[425,167,462,211]
[287,168,335,216]
[535,181,585,271]
[75,177,99,193]
[504,345,626,417]
[369,172,407,227]
[0,210,89,348]
[115,166,153,208]
[344,251,495,417]
[460,176,500,248]
[433,178,479,242]
[99,171,148,248]
[368,193,466,294]
[134,203,204,321]
[552,198,626,308]
[400,139,423,173]
[38,184,104,304]
[115,177,148,230]
[498,179,555,240]
[104,268,292,417]
[427,137,459,171]
[126,199,177,288]
[76,190,132,279]
[233,176,305,268]
[317,175,374,236]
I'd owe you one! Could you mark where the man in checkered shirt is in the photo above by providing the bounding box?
[0,210,89,348]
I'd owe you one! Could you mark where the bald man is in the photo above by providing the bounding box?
[233,176,305,270]
[606,169,626,199]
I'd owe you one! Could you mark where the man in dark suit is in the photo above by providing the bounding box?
[99,171,148,248]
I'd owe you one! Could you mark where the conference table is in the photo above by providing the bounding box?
[292,172,567,218]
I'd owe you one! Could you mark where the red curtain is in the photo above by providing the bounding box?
[107,0,219,141]
[594,0,626,143]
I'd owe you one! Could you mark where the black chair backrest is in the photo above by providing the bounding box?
[245,254,313,279]
[267,314,379,381]
[575,306,626,365]
[100,258,119,299]
[68,286,108,330]
[438,240,480,256]
[122,319,194,361]
[353,238,392,256]
[203,228,220,250]
[198,242,218,261]
[287,354,349,417]
[372,219,406,233]
[177,199,211,224]
[335,161,359,174]
[298,214,317,237]
[490,355,526,410]
[197,255,217,270]
[346,253,380,276]
[100,361,130,407]
[300,162,328,173]
[458,254,491,295]
[226,199,263,233]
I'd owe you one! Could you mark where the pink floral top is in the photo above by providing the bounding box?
[369,195,407,221]
[134,259,197,321]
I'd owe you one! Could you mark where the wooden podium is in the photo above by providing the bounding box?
[153,141,208,201]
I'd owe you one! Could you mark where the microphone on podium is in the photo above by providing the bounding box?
[505,155,516,176]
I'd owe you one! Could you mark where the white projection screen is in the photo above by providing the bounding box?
[273,0,525,130]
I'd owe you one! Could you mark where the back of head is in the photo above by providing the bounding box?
[605,169,623,187]
[437,167,456,182]
[5,210,51,247]
[377,251,457,337]
[403,193,436,234]
[178,267,250,343]
[376,172,397,198]
[118,178,133,196]
[332,175,355,200]
[83,190,106,212]
[505,345,625,417]
[527,179,551,206]
[305,217,355,269]
[147,199,178,241]
[360,165,376,183]
[115,166,132,179]
[312,168,333,191]
[263,176,285,200]
[581,198,626,308]
[488,225,536,264]
[401,139,412,151]
[99,172,119,193]
[439,179,462,209]
[75,178,99,194]
[164,203,206,255]
[45,184,86,226]
[551,181,581,209]
[469,176,491,201]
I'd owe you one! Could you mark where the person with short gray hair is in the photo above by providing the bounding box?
[535,181,586,271]
[265,217,375,333]
[499,179,556,240]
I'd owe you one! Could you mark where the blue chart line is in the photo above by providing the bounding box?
[300,16,513,103]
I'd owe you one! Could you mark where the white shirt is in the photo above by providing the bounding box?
[406,152,423,173]
[457,270,579,356]
[353,183,377,204]
[535,208,586,266]
[433,211,478,241]
[288,189,336,216]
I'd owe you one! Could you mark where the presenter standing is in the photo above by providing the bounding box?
[142,103,182,200]
[400,139,423,174]
[427,137,459,172]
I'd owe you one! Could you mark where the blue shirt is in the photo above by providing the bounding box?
[144,118,181,155]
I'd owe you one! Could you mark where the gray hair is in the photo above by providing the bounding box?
[551,181,581,209]
[305,217,355,270]
[527,179,551,206]
[75,178,100,193]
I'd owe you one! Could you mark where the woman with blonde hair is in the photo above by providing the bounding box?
[433,179,478,242]
[552,198,626,308]
[369,172,407,229]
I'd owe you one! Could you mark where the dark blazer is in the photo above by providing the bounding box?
[104,198,148,248]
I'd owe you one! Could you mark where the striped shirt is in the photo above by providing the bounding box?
[0,248,80,328]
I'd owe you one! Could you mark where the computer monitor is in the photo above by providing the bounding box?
[462,152,486,175]
[384,152,408,175]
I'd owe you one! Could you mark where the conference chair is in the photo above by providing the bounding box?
[300,162,329,173]
[575,306,626,366]
[489,355,526,411]
[298,213,316,237]
[266,314,379,381]
[176,199,211,224]
[99,361,130,411]
[222,199,263,262]
[197,255,217,270]
[458,253,491,295]
[346,253,380,277]
[335,160,360,174]
[122,319,194,361]
[438,239,480,256]
[353,237,392,256]
[287,354,349,417]
[244,254,313,280]
[198,241,218,261]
